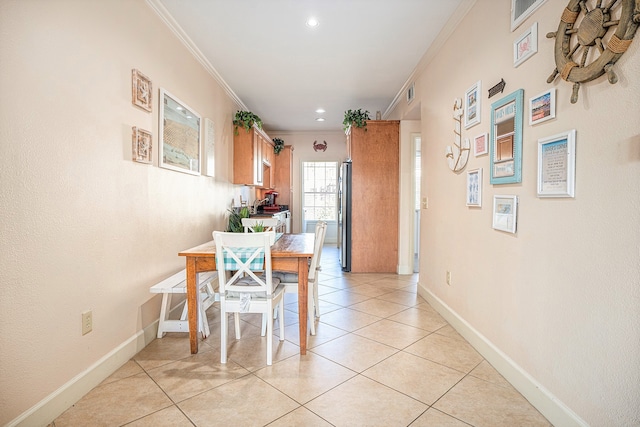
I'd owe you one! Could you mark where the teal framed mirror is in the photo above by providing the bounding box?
[490,89,524,185]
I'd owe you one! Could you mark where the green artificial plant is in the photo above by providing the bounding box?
[233,110,263,135]
[273,137,285,155]
[343,109,371,132]
[227,206,250,232]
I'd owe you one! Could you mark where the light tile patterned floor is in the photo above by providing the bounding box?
[52,246,551,426]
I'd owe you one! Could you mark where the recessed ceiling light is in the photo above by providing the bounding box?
[315,108,325,113]
[315,117,325,122]
[306,17,319,28]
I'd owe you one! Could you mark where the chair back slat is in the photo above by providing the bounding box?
[213,231,277,296]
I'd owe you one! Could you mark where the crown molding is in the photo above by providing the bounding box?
[383,0,477,119]
[145,0,247,110]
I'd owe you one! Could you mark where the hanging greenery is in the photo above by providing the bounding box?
[233,110,263,135]
[273,137,285,155]
[343,109,371,132]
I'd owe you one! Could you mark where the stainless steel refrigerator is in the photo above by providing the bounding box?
[339,161,352,272]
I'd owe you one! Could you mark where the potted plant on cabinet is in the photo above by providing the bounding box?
[233,110,263,135]
[273,137,285,155]
[343,109,371,132]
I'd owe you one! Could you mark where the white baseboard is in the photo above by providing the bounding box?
[418,284,588,427]
[7,321,159,427]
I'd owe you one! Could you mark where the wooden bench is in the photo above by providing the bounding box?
[150,270,218,339]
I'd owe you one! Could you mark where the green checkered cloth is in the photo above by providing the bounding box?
[220,247,265,271]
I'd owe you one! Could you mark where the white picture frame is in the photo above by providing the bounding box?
[203,118,215,177]
[511,0,546,31]
[529,88,556,125]
[474,133,488,156]
[466,168,482,207]
[464,80,481,129]
[159,88,201,176]
[492,195,518,233]
[537,129,576,198]
[514,22,538,67]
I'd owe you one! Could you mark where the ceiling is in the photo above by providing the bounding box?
[151,0,468,132]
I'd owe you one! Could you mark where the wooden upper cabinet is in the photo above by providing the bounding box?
[274,145,294,206]
[233,125,273,187]
[349,120,400,273]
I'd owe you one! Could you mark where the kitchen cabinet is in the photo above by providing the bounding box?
[274,145,294,206]
[233,125,274,187]
[348,120,399,273]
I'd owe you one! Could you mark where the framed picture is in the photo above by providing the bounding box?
[511,0,546,31]
[464,81,482,129]
[529,88,556,125]
[159,88,201,175]
[131,69,152,112]
[490,89,524,185]
[203,118,215,177]
[474,133,488,156]
[514,22,538,67]
[537,129,576,198]
[466,168,483,207]
[492,195,518,233]
[132,127,152,164]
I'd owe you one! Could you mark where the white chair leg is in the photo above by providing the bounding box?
[314,282,320,319]
[261,313,268,336]
[220,306,227,364]
[278,299,285,341]
[308,294,316,336]
[266,303,274,365]
[234,313,241,339]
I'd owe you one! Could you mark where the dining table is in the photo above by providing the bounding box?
[178,232,315,355]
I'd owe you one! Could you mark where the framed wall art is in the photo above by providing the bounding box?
[511,0,546,31]
[529,88,556,125]
[537,129,576,198]
[132,126,152,164]
[490,89,524,185]
[464,80,482,129]
[203,118,215,177]
[131,69,152,112]
[513,22,538,67]
[159,88,201,175]
[474,133,488,156]
[492,195,518,233]
[466,168,483,207]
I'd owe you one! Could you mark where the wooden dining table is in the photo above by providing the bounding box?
[178,233,315,355]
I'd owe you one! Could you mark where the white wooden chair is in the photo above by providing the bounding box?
[213,230,285,365]
[272,221,327,335]
[241,217,279,233]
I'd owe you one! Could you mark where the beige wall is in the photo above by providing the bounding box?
[389,0,640,425]
[267,130,347,237]
[0,0,243,424]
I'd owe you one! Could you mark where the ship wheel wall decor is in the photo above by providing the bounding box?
[546,0,639,103]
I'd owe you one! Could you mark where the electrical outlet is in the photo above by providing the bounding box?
[82,310,92,335]
[446,271,452,286]
[422,197,429,209]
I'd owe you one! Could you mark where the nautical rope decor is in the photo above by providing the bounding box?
[546,0,639,103]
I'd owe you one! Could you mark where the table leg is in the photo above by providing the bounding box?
[297,257,309,355]
[186,257,199,354]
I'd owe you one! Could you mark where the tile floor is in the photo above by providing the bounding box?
[52,246,551,426]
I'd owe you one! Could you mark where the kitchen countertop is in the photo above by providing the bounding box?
[251,210,289,218]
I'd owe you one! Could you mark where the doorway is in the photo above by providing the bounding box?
[413,134,421,273]
[301,161,339,243]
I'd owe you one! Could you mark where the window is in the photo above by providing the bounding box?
[302,161,338,221]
